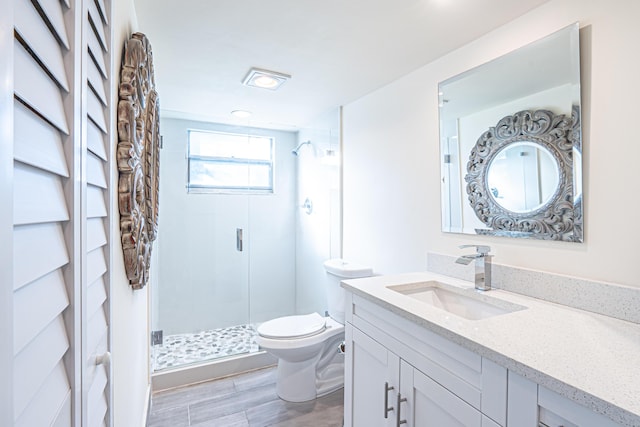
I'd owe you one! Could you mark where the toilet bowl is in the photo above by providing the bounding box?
[256,259,373,402]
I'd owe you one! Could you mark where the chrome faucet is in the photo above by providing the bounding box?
[456,245,492,291]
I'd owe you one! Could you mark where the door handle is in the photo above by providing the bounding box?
[96,351,111,369]
[236,228,243,251]
[396,393,407,426]
[384,382,394,418]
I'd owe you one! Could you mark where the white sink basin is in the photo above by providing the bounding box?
[387,280,526,320]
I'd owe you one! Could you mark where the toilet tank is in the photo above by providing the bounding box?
[324,259,373,324]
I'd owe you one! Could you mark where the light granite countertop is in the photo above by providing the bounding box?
[342,271,640,427]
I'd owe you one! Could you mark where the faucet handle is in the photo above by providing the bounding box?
[459,244,491,255]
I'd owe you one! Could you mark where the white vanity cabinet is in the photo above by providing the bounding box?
[344,293,507,427]
[507,372,622,427]
[344,290,626,427]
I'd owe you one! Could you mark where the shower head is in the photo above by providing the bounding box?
[292,140,311,156]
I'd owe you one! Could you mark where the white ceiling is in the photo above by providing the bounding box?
[133,0,551,131]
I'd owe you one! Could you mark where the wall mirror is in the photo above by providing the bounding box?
[439,23,582,242]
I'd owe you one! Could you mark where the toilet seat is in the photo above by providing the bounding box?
[257,313,326,339]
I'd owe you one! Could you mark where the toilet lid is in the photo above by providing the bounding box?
[257,313,326,339]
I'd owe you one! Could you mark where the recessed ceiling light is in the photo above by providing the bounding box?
[231,110,252,118]
[242,67,291,91]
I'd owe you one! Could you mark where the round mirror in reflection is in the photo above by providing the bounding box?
[486,141,559,213]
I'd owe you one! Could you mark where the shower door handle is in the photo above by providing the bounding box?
[236,228,243,252]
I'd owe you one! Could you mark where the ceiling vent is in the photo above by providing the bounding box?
[242,67,291,91]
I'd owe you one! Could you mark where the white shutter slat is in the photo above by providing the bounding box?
[87,0,108,52]
[87,307,107,358]
[14,269,68,354]
[15,364,70,427]
[14,0,69,91]
[32,0,69,49]
[14,223,69,291]
[87,218,107,252]
[14,101,68,177]
[87,185,107,218]
[94,0,108,25]
[14,316,69,419]
[87,367,108,426]
[87,276,107,319]
[14,40,69,134]
[88,120,107,160]
[88,89,107,132]
[87,55,107,105]
[14,161,69,225]
[87,247,107,285]
[87,152,107,188]
[51,393,72,427]
[87,25,107,78]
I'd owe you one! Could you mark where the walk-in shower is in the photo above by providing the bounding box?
[150,113,341,384]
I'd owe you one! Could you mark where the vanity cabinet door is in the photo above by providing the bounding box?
[345,325,399,427]
[399,360,482,427]
[538,386,622,427]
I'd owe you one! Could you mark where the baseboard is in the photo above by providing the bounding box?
[151,351,277,392]
[142,383,151,427]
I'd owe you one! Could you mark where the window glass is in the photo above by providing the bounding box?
[187,130,274,193]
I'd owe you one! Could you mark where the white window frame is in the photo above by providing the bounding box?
[187,129,275,194]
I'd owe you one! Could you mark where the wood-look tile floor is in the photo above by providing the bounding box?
[147,366,344,427]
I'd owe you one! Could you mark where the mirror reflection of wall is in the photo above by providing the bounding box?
[439,23,582,241]
[487,142,559,213]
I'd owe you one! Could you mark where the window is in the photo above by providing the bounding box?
[187,130,274,193]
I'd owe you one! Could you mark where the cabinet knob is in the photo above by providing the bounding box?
[384,382,394,418]
[397,393,407,426]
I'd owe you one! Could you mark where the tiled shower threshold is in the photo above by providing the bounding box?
[151,324,277,392]
[151,350,277,392]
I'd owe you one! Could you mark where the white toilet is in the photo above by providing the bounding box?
[256,259,373,402]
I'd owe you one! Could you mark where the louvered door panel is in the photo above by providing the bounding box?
[12,0,74,426]
[83,1,112,425]
[9,0,114,424]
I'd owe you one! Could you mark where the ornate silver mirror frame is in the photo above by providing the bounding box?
[117,32,160,289]
[465,108,581,241]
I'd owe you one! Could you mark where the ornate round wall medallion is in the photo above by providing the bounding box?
[117,32,160,289]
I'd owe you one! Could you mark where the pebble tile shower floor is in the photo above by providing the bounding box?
[153,324,260,371]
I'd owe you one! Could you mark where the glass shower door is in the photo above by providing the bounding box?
[151,123,253,371]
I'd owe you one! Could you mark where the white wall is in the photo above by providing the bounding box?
[153,118,297,335]
[343,0,640,287]
[110,2,150,426]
